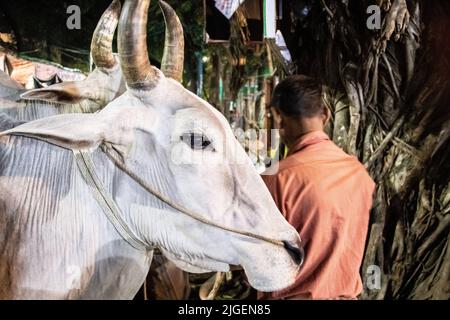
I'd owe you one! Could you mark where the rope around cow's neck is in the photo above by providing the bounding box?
[99,144,287,249]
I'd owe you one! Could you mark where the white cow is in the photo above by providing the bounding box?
[0,0,303,299]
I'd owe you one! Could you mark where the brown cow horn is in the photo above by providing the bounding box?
[159,0,184,82]
[91,0,121,69]
[119,0,160,90]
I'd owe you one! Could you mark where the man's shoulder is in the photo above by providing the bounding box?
[263,144,374,185]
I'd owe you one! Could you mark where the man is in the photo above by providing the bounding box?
[260,75,375,300]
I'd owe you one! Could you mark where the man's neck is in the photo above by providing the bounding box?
[287,122,324,149]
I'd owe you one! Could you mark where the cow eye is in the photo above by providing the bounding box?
[180,132,214,151]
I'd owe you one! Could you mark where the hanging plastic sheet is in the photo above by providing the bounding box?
[214,0,246,19]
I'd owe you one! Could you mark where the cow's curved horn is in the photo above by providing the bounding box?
[91,0,121,69]
[119,0,159,90]
[159,0,184,82]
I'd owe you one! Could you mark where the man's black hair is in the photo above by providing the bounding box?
[271,75,324,117]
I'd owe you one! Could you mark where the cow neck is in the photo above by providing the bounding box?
[73,149,150,251]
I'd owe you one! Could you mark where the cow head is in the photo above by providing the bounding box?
[2,0,304,292]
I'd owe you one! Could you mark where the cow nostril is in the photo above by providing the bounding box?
[282,240,305,266]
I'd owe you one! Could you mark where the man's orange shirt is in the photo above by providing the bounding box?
[261,131,375,299]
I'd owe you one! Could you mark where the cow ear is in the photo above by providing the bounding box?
[0,114,106,150]
[0,70,23,90]
[20,82,88,104]
[0,96,150,154]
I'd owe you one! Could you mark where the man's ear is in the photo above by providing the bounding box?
[322,106,331,126]
[20,82,89,104]
[271,107,282,129]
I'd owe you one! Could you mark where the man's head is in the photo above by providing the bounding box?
[270,75,330,148]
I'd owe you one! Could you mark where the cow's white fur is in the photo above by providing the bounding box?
[0,71,302,298]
